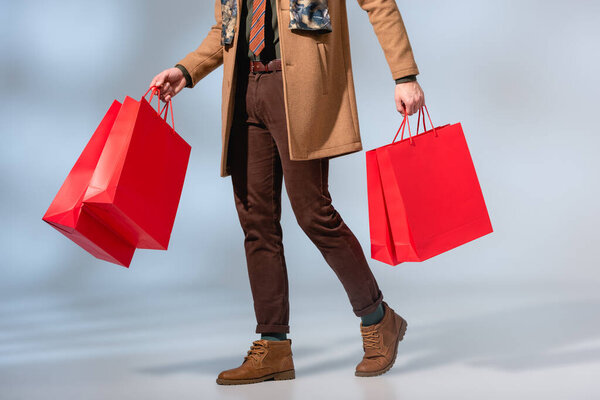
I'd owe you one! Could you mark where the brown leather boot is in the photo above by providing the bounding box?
[216,339,295,385]
[355,301,407,377]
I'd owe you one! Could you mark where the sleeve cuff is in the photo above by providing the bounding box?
[394,75,417,84]
[175,64,193,88]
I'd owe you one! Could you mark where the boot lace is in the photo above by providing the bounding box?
[361,329,381,350]
[243,340,268,363]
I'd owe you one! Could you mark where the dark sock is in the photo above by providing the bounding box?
[361,303,385,326]
[261,332,287,341]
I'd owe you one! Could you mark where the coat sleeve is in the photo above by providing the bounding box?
[356,0,420,80]
[175,0,224,87]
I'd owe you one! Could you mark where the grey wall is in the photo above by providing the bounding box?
[2,0,599,300]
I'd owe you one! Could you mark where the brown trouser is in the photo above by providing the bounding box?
[227,58,383,334]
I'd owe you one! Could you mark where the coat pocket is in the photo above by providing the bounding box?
[317,42,329,95]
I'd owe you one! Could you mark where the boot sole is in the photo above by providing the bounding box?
[355,315,408,377]
[216,369,295,385]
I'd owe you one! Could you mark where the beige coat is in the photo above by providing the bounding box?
[177,0,419,177]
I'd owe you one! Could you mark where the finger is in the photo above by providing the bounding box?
[155,74,166,88]
[411,100,420,115]
[398,100,406,115]
[404,100,412,115]
[178,76,188,90]
[150,73,163,87]
[415,95,423,111]
[163,86,174,98]
[174,80,185,93]
[394,94,402,113]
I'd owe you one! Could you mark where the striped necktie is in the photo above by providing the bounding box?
[249,0,266,56]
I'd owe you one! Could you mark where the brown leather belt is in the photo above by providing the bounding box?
[249,59,282,73]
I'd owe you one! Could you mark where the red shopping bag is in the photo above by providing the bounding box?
[42,100,136,267]
[82,88,192,251]
[366,106,493,265]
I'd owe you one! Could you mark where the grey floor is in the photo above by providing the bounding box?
[2,279,599,400]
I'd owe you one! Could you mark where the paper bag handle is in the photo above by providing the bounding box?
[159,100,175,130]
[144,86,163,113]
[143,86,175,130]
[392,104,437,144]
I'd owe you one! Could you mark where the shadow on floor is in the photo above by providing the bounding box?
[137,334,361,377]
[389,298,600,374]
[137,298,600,377]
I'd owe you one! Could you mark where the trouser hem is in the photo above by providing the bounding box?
[256,324,290,334]
[352,290,384,317]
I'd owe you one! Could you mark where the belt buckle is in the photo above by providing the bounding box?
[251,60,263,74]
[251,60,274,74]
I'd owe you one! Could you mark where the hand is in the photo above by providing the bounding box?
[395,81,425,116]
[149,68,187,102]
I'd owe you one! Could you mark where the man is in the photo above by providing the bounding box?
[150,0,424,385]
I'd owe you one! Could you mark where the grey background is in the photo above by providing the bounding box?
[1,1,599,399]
